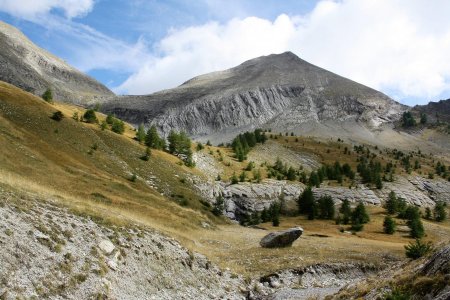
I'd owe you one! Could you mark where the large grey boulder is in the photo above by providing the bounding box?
[260,227,303,248]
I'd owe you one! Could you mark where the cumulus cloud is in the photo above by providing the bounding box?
[116,0,450,104]
[0,0,94,19]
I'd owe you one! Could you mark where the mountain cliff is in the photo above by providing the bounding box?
[0,21,114,105]
[103,52,406,142]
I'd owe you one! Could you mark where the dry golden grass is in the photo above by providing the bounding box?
[186,205,450,276]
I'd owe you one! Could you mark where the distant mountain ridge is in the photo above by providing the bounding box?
[413,98,450,123]
[102,51,406,143]
[0,21,113,105]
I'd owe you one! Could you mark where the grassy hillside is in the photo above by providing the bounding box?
[1,80,449,278]
[0,81,215,234]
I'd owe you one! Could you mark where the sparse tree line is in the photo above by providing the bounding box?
[136,124,195,167]
[231,129,267,161]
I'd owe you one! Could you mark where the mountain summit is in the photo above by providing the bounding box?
[103,51,406,143]
[0,21,113,105]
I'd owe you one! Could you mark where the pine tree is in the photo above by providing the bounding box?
[383,216,396,234]
[286,166,296,181]
[385,191,398,215]
[409,218,424,238]
[298,186,315,217]
[145,125,163,149]
[434,201,447,222]
[308,171,320,188]
[351,202,370,225]
[239,171,246,182]
[318,195,335,219]
[42,88,53,103]
[270,202,281,226]
[339,199,352,224]
[136,123,146,143]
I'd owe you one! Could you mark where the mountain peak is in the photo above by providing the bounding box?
[0,21,114,105]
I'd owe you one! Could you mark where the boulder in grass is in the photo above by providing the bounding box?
[260,227,303,248]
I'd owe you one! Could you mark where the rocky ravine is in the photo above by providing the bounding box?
[0,21,114,105]
[102,52,406,143]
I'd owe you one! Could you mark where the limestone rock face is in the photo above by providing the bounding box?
[194,175,450,222]
[223,180,305,219]
[102,51,406,143]
[260,227,303,248]
[0,21,114,105]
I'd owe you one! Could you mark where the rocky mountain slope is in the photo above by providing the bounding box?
[0,186,244,300]
[413,98,450,123]
[103,51,406,143]
[0,21,114,105]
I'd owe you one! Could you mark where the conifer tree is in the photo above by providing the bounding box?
[145,125,163,149]
[42,88,53,103]
[351,202,370,224]
[383,216,396,234]
[136,123,146,143]
[434,201,447,222]
[339,199,352,224]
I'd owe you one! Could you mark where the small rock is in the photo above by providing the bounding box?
[270,279,281,288]
[260,227,303,248]
[98,239,115,255]
[107,259,118,271]
[201,221,211,229]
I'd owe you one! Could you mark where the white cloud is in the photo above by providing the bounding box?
[0,0,94,19]
[116,0,450,104]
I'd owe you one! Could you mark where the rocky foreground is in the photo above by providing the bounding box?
[0,186,391,300]
[0,187,244,299]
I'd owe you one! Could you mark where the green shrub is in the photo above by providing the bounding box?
[404,239,433,259]
[83,109,97,123]
[351,222,364,232]
[212,195,224,216]
[42,88,53,103]
[384,288,411,300]
[51,111,64,121]
[140,147,151,161]
[231,173,239,184]
[130,174,137,182]
[111,119,125,134]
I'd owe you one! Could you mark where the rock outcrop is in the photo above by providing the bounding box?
[0,21,114,105]
[195,175,450,222]
[260,227,303,248]
[413,98,450,124]
[102,52,406,143]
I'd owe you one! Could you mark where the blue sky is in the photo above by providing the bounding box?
[1,0,450,105]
